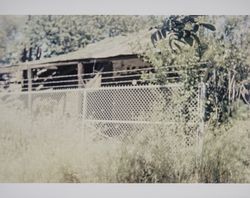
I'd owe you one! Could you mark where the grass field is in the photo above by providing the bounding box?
[0,101,249,183]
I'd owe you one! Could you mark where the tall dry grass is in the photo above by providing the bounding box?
[199,105,250,183]
[0,106,196,182]
[0,96,249,183]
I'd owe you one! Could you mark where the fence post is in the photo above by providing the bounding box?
[199,82,206,136]
[77,62,84,116]
[27,67,32,112]
[196,82,206,181]
[82,88,87,140]
[27,67,33,132]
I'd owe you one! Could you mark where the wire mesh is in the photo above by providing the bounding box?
[0,84,202,144]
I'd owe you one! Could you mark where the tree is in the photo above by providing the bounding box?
[21,15,163,60]
[0,15,163,64]
[142,15,250,124]
[0,16,25,65]
[150,15,216,59]
[202,16,250,123]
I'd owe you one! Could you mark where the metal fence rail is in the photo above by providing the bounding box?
[0,83,204,144]
[0,63,208,92]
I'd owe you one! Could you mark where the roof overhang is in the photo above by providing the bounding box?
[0,30,152,73]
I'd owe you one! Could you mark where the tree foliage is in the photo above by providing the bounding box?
[0,15,163,65]
[151,15,216,59]
[0,16,25,65]
[21,15,162,60]
[142,15,250,124]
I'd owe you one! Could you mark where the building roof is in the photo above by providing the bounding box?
[0,30,152,72]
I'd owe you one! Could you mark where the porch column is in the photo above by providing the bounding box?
[77,62,84,117]
[77,62,84,88]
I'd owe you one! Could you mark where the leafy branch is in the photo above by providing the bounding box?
[150,15,216,59]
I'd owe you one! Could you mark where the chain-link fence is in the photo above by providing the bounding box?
[0,84,205,144]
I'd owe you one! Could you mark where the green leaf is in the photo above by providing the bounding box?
[169,34,178,51]
[151,32,158,47]
[200,23,216,31]
[192,24,199,32]
[191,33,201,46]
[184,36,194,46]
[157,31,163,40]
[161,29,167,38]
[174,42,182,52]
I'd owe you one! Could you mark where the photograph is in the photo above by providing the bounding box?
[0,14,249,184]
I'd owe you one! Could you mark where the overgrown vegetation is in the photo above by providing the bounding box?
[138,15,250,182]
[0,100,249,183]
[142,15,250,124]
[199,103,250,183]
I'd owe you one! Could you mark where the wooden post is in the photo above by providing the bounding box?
[196,82,206,181]
[27,67,32,112]
[200,82,206,135]
[228,70,231,105]
[82,88,87,137]
[77,62,84,117]
[77,62,84,88]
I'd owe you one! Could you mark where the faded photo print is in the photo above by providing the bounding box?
[0,15,249,183]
